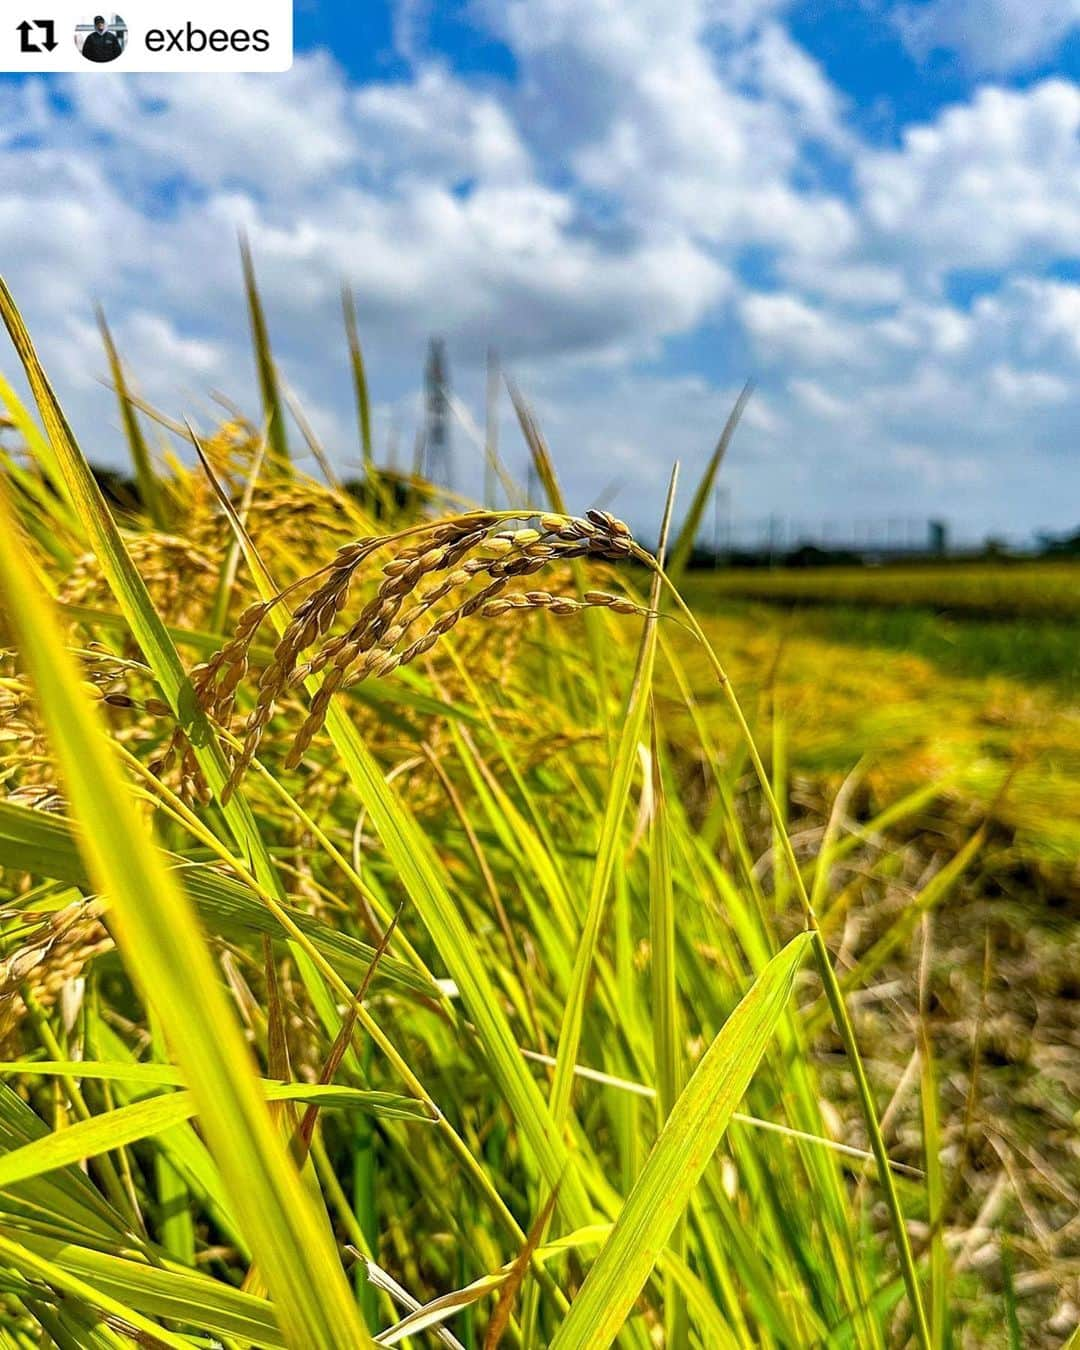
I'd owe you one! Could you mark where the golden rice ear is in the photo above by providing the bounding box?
[193,505,645,791]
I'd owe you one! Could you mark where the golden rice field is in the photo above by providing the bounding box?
[0,267,1077,1349]
[691,563,1080,621]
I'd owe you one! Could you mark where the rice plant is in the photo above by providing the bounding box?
[0,257,1074,1348]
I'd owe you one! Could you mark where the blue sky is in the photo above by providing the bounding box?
[2,0,1080,544]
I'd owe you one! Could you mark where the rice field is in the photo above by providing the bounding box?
[0,267,1077,1348]
[688,563,1080,622]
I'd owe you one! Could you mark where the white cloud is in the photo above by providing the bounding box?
[980,275,1080,362]
[352,65,531,185]
[68,54,358,193]
[485,0,855,253]
[789,377,848,419]
[895,0,1080,74]
[740,292,863,364]
[988,363,1070,404]
[891,443,982,488]
[857,81,1080,276]
[870,303,973,357]
[732,271,1080,535]
[0,51,734,524]
[120,313,223,378]
[0,56,730,367]
[776,257,907,307]
[727,21,852,149]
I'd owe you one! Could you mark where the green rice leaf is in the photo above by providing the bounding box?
[342,285,374,471]
[96,307,166,529]
[0,1084,131,1245]
[648,716,688,1349]
[0,275,286,904]
[551,932,811,1349]
[10,1232,287,1348]
[548,466,678,1128]
[666,381,752,586]
[0,1077,433,1191]
[240,233,291,472]
[0,1233,193,1349]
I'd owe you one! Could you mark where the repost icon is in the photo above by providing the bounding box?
[16,17,59,51]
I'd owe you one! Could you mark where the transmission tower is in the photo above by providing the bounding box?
[422,338,452,489]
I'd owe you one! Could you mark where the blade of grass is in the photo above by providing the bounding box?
[648,715,688,1349]
[0,1079,430,1190]
[836,828,985,1000]
[96,308,166,529]
[548,464,678,1128]
[342,285,374,474]
[504,376,612,742]
[147,1010,196,1268]
[551,932,811,1349]
[0,1232,193,1350]
[0,276,286,897]
[209,424,267,636]
[666,381,752,586]
[516,1051,922,1177]
[0,797,433,1000]
[0,441,77,567]
[0,1082,132,1245]
[484,1183,561,1350]
[239,233,291,473]
[0,370,73,513]
[292,905,404,1161]
[11,1231,287,1347]
[1001,1239,1022,1350]
[918,917,947,1350]
[0,308,392,1158]
[286,383,342,490]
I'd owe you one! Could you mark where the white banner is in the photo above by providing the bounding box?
[1,2,292,72]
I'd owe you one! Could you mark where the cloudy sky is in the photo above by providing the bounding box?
[2,0,1079,545]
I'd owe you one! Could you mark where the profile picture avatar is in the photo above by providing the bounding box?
[76,13,127,62]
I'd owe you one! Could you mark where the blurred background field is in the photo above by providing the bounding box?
[688,563,1080,622]
[681,571,1080,862]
